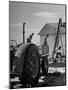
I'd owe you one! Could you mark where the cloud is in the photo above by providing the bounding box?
[34,12,59,19]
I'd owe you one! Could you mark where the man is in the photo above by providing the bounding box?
[27,33,34,43]
[43,34,49,55]
[54,46,62,62]
[42,34,49,75]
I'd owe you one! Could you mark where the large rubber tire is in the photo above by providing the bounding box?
[20,44,40,88]
[42,56,48,75]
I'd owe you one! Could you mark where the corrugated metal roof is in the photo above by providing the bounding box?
[38,23,65,35]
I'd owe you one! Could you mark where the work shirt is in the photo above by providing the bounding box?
[42,44,49,55]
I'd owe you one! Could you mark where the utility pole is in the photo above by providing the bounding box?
[22,22,26,44]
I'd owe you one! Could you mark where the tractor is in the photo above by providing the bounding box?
[10,33,49,88]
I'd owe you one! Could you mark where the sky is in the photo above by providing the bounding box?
[9,1,65,45]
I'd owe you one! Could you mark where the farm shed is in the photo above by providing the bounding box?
[38,23,66,56]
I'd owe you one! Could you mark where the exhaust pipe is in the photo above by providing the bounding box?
[23,22,26,44]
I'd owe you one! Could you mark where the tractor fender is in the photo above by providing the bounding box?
[14,43,38,73]
[15,43,30,57]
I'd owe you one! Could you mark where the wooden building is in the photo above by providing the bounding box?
[38,23,66,57]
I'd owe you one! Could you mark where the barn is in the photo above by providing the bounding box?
[38,22,66,57]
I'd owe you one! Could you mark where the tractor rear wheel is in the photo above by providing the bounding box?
[20,44,40,87]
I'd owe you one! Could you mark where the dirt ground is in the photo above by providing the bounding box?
[10,72,66,89]
[37,73,66,87]
[10,62,66,89]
